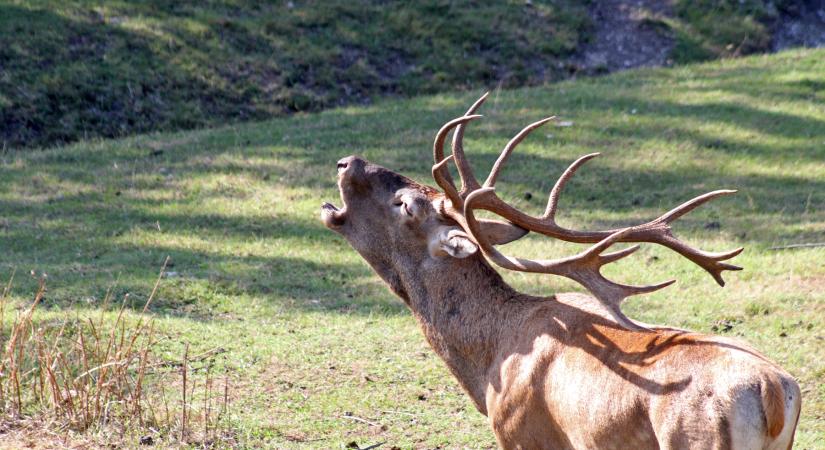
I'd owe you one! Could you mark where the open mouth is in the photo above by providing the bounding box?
[321,159,354,229]
[320,201,346,228]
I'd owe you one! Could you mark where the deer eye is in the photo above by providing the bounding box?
[392,197,413,217]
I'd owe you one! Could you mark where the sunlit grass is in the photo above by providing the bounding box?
[1,49,824,447]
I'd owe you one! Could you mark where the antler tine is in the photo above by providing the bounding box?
[432,154,458,204]
[433,114,483,208]
[638,189,744,286]
[464,188,674,329]
[655,189,738,225]
[484,116,556,188]
[654,233,744,286]
[452,92,489,196]
[544,153,601,220]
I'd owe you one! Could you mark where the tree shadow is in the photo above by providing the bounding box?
[1,61,823,320]
[0,190,406,319]
[0,4,276,149]
[486,296,776,446]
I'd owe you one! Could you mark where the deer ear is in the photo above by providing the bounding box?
[429,227,478,259]
[476,219,528,245]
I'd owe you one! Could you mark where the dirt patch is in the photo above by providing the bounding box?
[575,0,825,74]
[573,0,674,72]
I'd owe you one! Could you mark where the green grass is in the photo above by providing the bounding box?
[0,0,589,150]
[1,49,824,447]
[668,0,791,63]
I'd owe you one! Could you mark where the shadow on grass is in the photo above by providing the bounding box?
[0,4,274,149]
[1,57,823,319]
[1,149,821,317]
[0,192,406,317]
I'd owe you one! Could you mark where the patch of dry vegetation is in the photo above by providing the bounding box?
[0,264,235,448]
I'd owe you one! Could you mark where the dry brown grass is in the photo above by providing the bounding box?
[0,263,236,448]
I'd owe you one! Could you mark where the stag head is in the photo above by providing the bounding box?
[321,93,743,325]
[321,154,525,301]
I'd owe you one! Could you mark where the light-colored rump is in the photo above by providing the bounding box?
[730,372,801,450]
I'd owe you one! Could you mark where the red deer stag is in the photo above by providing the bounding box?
[320,93,801,449]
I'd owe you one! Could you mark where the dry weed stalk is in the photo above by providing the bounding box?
[0,262,234,446]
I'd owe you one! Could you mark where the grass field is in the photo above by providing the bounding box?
[1,49,824,448]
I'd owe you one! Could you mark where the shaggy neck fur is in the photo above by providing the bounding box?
[393,253,522,414]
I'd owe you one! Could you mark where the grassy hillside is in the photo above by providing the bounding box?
[1,0,805,151]
[0,0,588,150]
[1,49,824,447]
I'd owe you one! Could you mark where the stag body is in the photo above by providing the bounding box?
[320,96,800,449]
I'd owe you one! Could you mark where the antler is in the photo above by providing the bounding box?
[431,93,743,327]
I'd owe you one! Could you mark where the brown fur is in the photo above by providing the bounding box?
[762,372,786,438]
[321,155,802,449]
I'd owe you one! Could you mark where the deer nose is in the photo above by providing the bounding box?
[337,155,363,175]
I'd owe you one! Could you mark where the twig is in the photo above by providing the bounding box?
[222,376,229,419]
[181,342,189,442]
[340,414,381,427]
[73,360,127,383]
[147,346,227,369]
[360,443,385,450]
[769,242,825,250]
[143,256,169,315]
[379,409,419,417]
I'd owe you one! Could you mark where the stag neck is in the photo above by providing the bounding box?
[397,255,522,414]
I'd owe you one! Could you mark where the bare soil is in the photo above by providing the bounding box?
[772,0,825,50]
[575,0,825,73]
[573,0,674,72]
